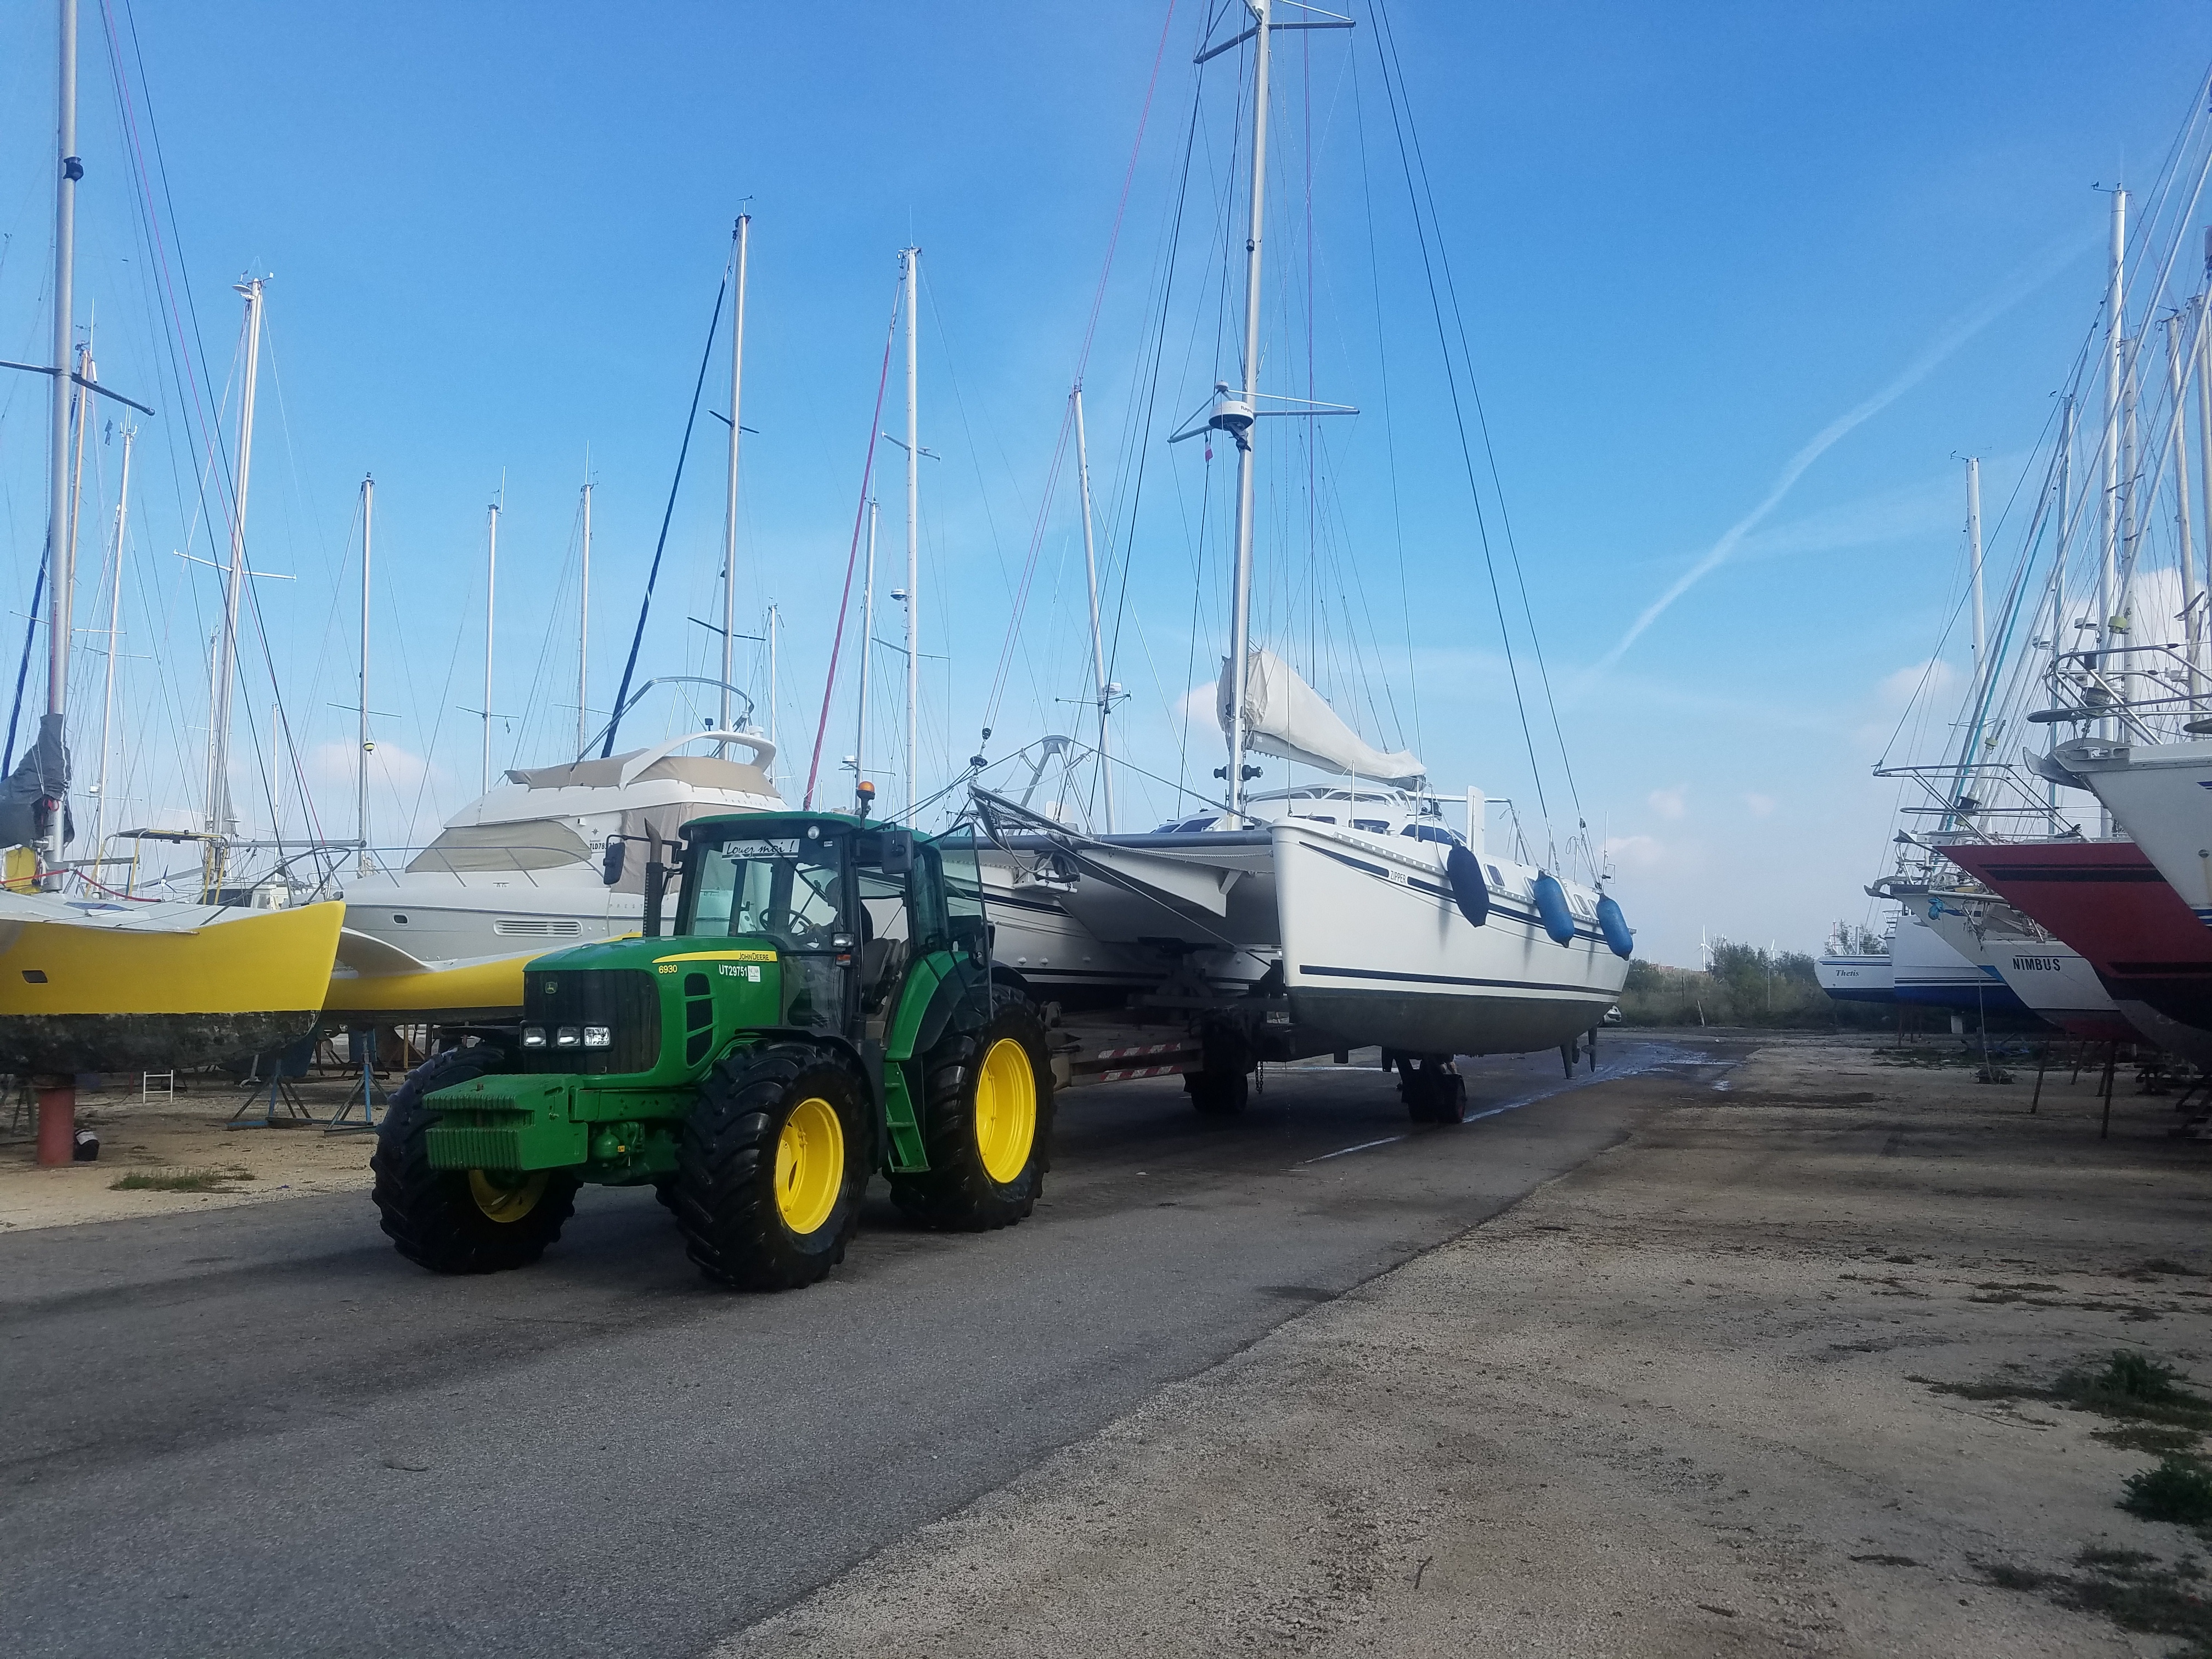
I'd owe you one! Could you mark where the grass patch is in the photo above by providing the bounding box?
[2126,1460,2212,1528]
[1984,1547,2212,1654]
[2099,1423,2209,1458]
[1916,1352,2212,1446]
[108,1166,252,1193]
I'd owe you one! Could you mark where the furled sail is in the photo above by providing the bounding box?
[1217,648,1425,787]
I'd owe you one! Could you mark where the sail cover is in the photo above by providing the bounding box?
[0,713,70,850]
[1216,648,1425,787]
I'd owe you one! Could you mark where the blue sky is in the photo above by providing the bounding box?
[1,1,2205,964]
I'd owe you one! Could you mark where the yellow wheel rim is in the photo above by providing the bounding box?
[775,1096,845,1236]
[974,1037,1037,1185]
[467,1169,548,1224]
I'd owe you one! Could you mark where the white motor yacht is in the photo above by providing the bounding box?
[328,728,780,1022]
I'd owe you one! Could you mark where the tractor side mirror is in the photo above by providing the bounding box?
[601,837,626,887]
[879,830,914,877]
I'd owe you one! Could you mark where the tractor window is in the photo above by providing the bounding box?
[930,830,988,967]
[682,833,848,950]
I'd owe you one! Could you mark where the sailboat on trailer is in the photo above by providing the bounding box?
[974,0,1630,1072]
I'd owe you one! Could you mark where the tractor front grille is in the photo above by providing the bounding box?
[520,968,661,1075]
[426,1124,527,1169]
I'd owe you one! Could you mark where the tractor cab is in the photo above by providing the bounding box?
[672,814,990,1048]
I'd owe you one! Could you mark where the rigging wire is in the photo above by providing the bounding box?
[600,269,729,758]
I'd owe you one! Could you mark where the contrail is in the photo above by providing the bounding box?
[1582,232,2087,686]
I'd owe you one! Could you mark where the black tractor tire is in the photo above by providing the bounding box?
[889,987,1054,1231]
[1400,1054,1470,1125]
[672,1043,868,1290]
[371,1044,580,1274]
[1184,1068,1250,1116]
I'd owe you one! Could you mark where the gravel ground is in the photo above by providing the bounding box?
[717,1035,2212,1658]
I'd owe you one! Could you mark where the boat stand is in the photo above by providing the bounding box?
[324,1027,385,1135]
[225,1041,317,1130]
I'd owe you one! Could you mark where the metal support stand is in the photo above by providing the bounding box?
[2030,1043,2049,1114]
[325,1026,385,1135]
[2100,1043,2118,1141]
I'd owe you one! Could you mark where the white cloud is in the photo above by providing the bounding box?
[1745,792,1775,817]
[1605,833,1664,873]
[1875,657,1961,712]
[1648,784,1687,820]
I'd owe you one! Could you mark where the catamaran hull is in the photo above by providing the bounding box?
[1273,823,1626,1056]
[0,900,343,1073]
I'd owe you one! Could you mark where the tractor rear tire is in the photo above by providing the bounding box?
[889,988,1053,1231]
[672,1043,868,1290]
[372,1045,579,1274]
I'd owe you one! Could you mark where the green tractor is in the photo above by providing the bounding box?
[370,812,1052,1290]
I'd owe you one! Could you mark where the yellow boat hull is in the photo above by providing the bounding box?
[0,900,346,1074]
[323,950,534,1026]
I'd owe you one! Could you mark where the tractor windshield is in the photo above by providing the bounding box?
[683,832,848,950]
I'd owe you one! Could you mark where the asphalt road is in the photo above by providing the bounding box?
[0,1035,1733,1658]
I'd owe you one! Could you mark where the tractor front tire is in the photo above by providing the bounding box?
[372,1045,579,1274]
[672,1043,868,1290]
[890,988,1053,1231]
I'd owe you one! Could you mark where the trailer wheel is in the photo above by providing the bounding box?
[1184,1068,1249,1116]
[1400,1054,1469,1124]
[672,1043,867,1290]
[372,1045,579,1274]
[890,988,1053,1231]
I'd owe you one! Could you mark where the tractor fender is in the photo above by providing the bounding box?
[909,955,991,1060]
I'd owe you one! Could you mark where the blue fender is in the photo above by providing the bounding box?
[1444,844,1489,927]
[1595,893,1634,958]
[1533,872,1576,945]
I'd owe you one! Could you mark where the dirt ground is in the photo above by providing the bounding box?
[717,1032,2212,1658]
[0,1070,382,1231]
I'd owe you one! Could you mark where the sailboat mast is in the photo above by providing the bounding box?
[1224,0,1276,823]
[767,602,780,783]
[43,0,78,871]
[2170,312,2201,676]
[207,277,265,847]
[902,245,921,821]
[856,496,877,805]
[2097,189,2125,763]
[721,215,750,732]
[358,474,372,876]
[2053,397,2072,693]
[93,421,133,864]
[1967,456,1984,692]
[577,480,592,755]
[1073,383,1115,831]
[482,498,499,793]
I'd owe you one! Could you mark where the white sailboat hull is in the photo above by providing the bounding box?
[1272,821,1627,1054]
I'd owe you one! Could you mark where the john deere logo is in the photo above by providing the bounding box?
[541,980,557,995]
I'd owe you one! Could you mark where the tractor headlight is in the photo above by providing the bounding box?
[582,1025,612,1049]
[555,1026,581,1048]
[521,1026,548,1048]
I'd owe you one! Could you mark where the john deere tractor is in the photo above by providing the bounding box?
[370,813,1052,1290]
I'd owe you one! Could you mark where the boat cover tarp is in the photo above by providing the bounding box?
[1216,648,1424,787]
[0,713,70,851]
